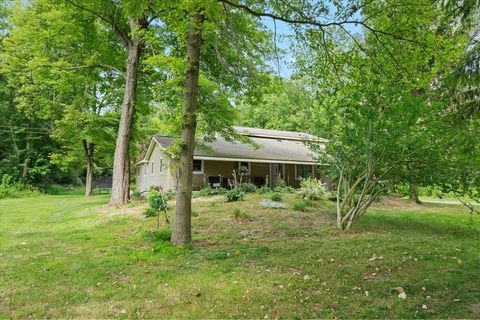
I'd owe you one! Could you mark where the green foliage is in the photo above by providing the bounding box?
[232,208,252,220]
[191,210,199,217]
[144,207,158,218]
[199,186,228,197]
[297,178,326,201]
[292,199,310,212]
[0,174,38,199]
[271,193,283,202]
[143,229,172,243]
[273,185,295,194]
[237,183,257,194]
[225,188,245,202]
[256,186,271,194]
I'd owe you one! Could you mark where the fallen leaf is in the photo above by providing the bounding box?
[398,292,407,300]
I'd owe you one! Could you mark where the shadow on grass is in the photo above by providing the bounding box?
[356,213,480,240]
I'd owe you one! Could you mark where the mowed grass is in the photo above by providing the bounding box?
[1,193,479,319]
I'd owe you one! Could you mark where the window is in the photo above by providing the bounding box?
[159,158,163,172]
[144,164,147,175]
[296,164,313,180]
[193,159,203,173]
[238,161,250,175]
[151,161,154,174]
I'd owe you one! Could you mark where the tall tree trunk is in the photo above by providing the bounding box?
[110,38,141,206]
[171,12,204,246]
[409,182,421,204]
[21,140,30,178]
[83,139,94,197]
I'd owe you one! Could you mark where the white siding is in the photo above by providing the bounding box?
[135,143,176,192]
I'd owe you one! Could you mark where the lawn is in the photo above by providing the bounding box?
[1,193,479,319]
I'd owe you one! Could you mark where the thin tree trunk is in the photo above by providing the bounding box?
[83,139,94,197]
[171,12,204,246]
[110,36,141,206]
[21,140,30,178]
[409,182,421,204]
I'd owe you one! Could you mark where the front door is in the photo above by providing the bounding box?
[269,163,284,188]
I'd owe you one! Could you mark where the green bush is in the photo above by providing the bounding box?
[271,193,283,202]
[274,185,295,194]
[199,186,214,196]
[232,208,252,220]
[145,190,168,217]
[225,188,245,202]
[297,178,326,200]
[256,186,271,194]
[192,210,199,217]
[292,199,310,212]
[237,183,257,194]
[144,207,158,217]
[0,174,38,199]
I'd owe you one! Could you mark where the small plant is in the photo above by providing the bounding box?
[199,186,215,197]
[214,187,228,195]
[146,190,169,229]
[297,178,326,200]
[271,193,283,202]
[144,207,158,217]
[292,199,310,212]
[256,186,271,194]
[232,208,252,220]
[261,199,287,209]
[238,183,257,194]
[274,185,295,193]
[191,210,199,217]
[225,188,245,202]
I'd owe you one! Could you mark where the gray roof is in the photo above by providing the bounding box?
[233,126,325,142]
[153,133,324,164]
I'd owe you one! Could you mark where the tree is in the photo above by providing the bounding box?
[1,0,123,193]
[61,0,157,205]
[297,0,469,229]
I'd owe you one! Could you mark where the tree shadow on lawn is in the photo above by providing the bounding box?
[355,212,480,240]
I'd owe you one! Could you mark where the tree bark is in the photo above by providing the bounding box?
[409,182,421,204]
[83,139,94,197]
[171,12,204,246]
[110,26,141,206]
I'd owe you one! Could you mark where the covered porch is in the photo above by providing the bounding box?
[191,158,318,190]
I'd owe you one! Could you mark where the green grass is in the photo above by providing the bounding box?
[1,193,479,319]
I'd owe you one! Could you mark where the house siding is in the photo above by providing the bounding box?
[135,144,175,192]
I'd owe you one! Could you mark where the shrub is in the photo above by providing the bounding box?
[297,178,326,200]
[145,190,168,218]
[261,199,287,209]
[274,185,295,194]
[199,186,215,196]
[292,199,310,212]
[214,187,228,195]
[271,193,283,202]
[0,174,38,199]
[191,210,199,217]
[144,207,158,217]
[225,188,245,202]
[237,183,257,194]
[256,186,271,194]
[232,208,252,220]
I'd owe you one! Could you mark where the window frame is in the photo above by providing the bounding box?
[238,161,251,175]
[192,159,203,173]
[295,164,314,180]
[159,158,163,173]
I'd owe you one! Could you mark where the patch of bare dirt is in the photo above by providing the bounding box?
[373,196,422,210]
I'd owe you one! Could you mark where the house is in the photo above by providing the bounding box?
[135,126,326,192]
